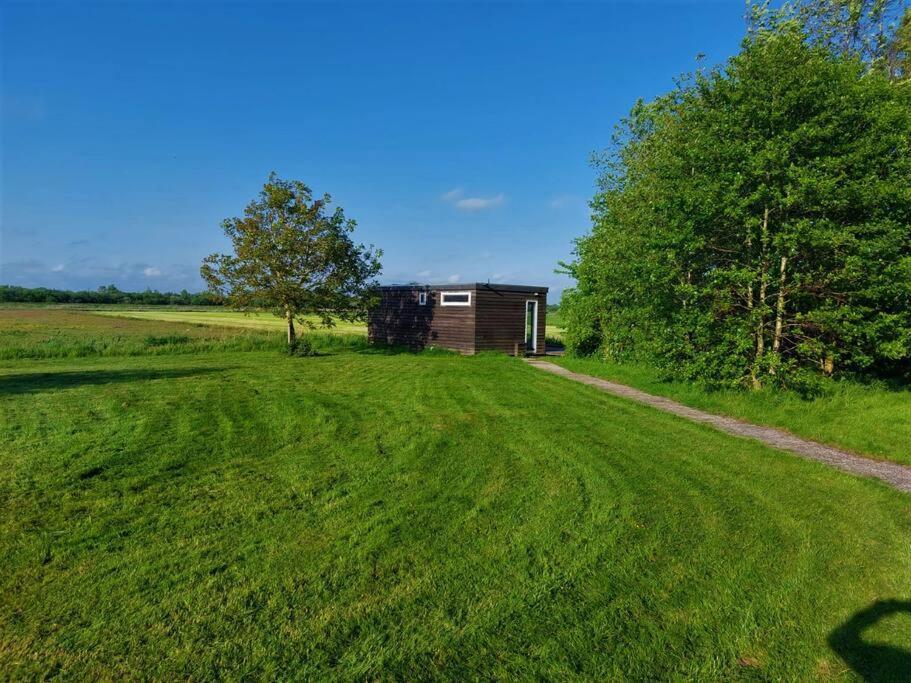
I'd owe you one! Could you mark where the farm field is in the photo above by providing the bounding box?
[1,310,910,679]
[92,308,368,334]
[553,357,911,468]
[0,303,565,344]
[0,308,367,361]
[96,306,569,341]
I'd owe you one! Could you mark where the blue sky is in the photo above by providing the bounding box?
[1,1,746,300]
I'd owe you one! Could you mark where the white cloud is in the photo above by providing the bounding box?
[441,188,505,211]
[441,188,463,202]
[143,267,162,277]
[455,194,504,211]
[548,194,577,209]
[51,264,65,272]
[447,274,460,283]
[416,269,432,278]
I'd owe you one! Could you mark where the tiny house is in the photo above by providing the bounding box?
[368,283,547,355]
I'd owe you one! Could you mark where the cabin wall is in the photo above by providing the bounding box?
[426,289,476,353]
[368,287,476,353]
[368,285,547,355]
[367,288,433,348]
[474,287,547,355]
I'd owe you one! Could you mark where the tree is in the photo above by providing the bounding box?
[751,0,911,78]
[888,7,911,79]
[201,174,382,348]
[562,19,911,389]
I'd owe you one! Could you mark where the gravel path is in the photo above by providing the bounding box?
[526,359,911,493]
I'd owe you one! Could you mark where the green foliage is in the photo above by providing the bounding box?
[201,173,382,346]
[891,7,911,79]
[287,335,317,357]
[563,20,911,388]
[776,0,910,78]
[144,334,191,347]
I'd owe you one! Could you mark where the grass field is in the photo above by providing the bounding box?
[545,307,563,341]
[2,309,910,679]
[0,309,365,360]
[96,306,566,341]
[92,308,367,335]
[553,357,911,468]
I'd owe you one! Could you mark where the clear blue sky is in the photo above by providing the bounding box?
[2,1,747,299]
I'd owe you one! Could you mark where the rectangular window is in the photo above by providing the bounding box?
[441,291,471,306]
[418,292,427,305]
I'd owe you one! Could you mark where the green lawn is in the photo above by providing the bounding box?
[1,311,910,679]
[553,356,911,467]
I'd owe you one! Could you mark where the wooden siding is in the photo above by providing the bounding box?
[474,286,546,355]
[426,289,475,353]
[368,284,547,355]
[368,287,475,353]
[368,288,434,348]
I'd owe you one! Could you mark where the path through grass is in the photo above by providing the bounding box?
[553,357,911,467]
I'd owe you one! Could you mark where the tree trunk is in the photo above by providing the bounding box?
[745,228,754,312]
[770,254,788,374]
[286,309,296,346]
[823,352,835,376]
[751,207,770,390]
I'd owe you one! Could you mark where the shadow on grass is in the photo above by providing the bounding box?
[0,367,228,396]
[829,599,911,681]
[354,343,458,357]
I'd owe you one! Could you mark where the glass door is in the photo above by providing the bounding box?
[525,300,537,353]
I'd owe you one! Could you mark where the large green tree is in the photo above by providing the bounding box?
[202,174,382,348]
[562,18,911,389]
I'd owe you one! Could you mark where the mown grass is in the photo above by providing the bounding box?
[552,356,911,467]
[1,315,910,679]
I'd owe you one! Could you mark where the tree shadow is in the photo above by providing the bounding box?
[354,342,454,356]
[828,599,911,681]
[0,367,228,396]
[368,290,433,350]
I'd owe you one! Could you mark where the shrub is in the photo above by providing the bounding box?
[144,334,191,347]
[288,336,318,357]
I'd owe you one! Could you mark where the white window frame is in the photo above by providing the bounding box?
[440,290,472,306]
[418,292,427,305]
[525,299,538,353]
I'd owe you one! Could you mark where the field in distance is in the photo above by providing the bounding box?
[92,308,368,334]
[95,307,567,340]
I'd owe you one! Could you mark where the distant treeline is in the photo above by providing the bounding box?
[0,284,221,306]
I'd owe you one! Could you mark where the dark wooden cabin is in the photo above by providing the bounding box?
[368,283,547,355]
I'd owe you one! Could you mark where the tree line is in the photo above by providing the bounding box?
[0,284,221,306]
[561,0,911,390]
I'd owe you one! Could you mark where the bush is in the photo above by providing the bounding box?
[288,336,318,357]
[144,334,191,347]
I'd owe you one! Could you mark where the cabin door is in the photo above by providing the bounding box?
[525,300,538,354]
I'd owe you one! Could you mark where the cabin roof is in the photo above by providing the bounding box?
[379,282,548,293]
